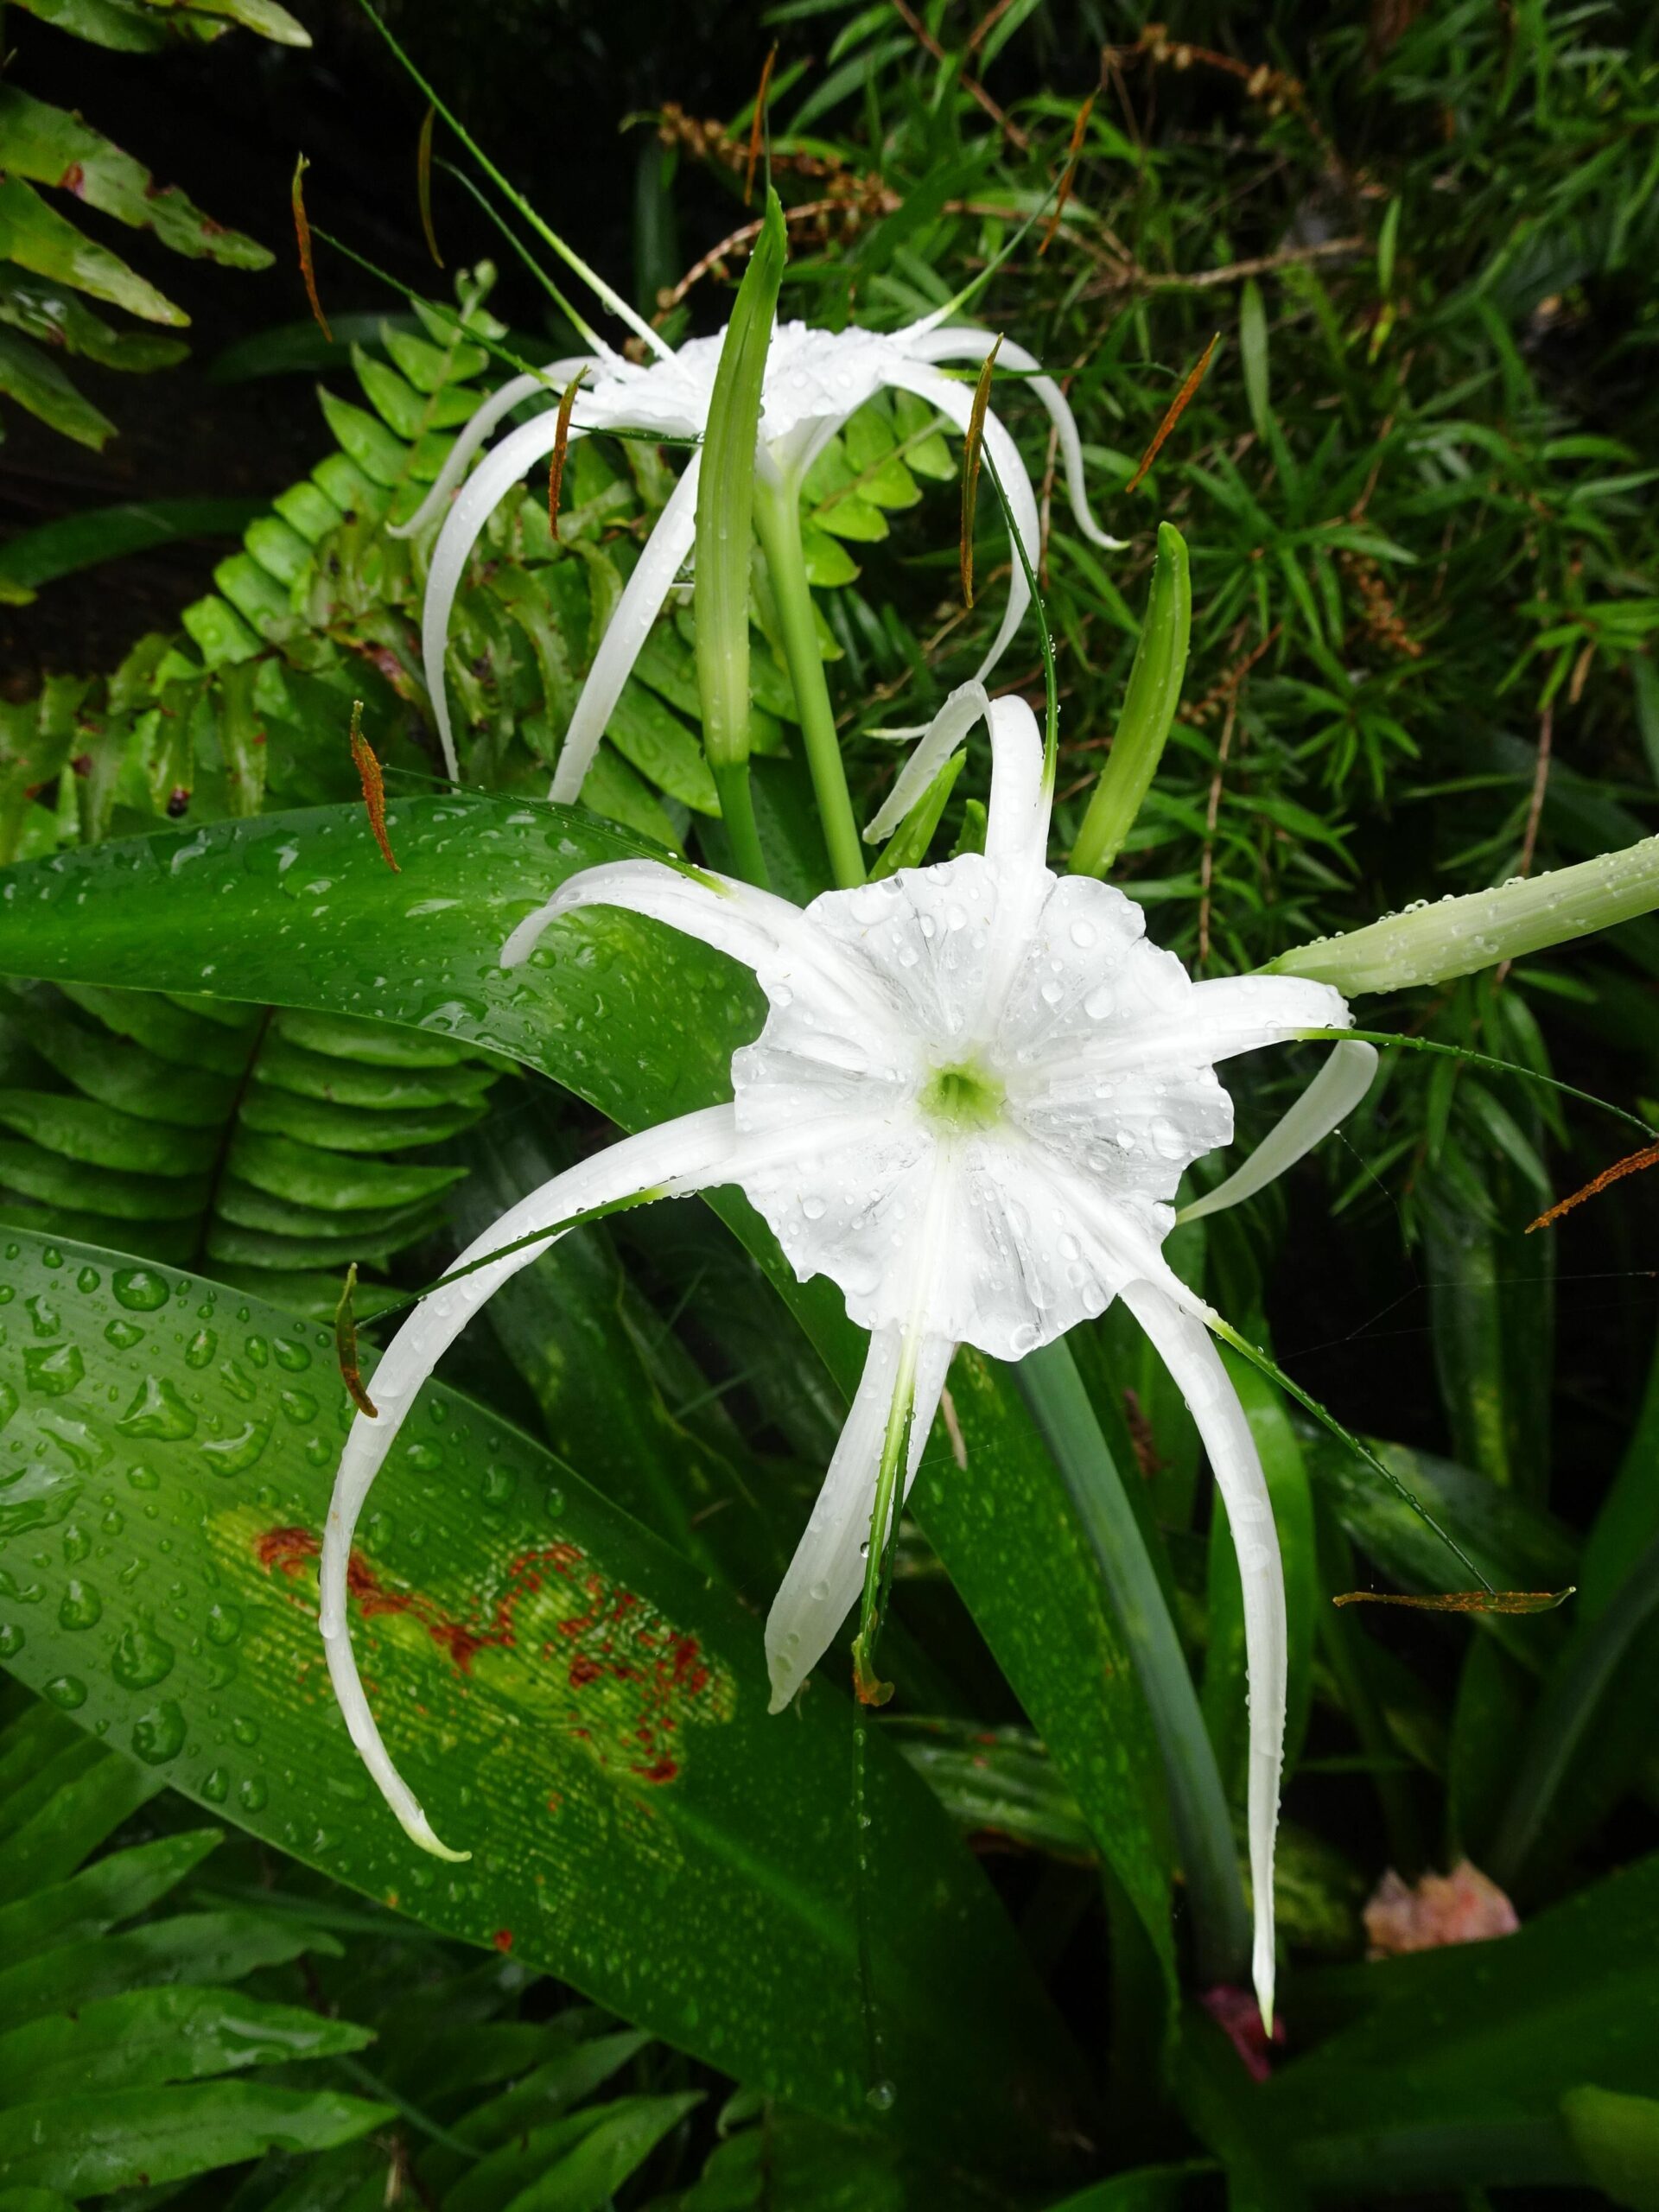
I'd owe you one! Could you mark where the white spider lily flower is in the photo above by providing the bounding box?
[391,314,1122,792]
[320,688,1351,2026]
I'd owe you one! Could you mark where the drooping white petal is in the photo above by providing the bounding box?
[1178,1039,1380,1225]
[862,683,1050,901]
[388,359,597,541]
[319,1103,748,1857]
[905,326,1125,550]
[764,1323,954,1712]
[865,681,992,845]
[548,452,702,803]
[503,855,904,1041]
[421,410,596,779]
[880,359,1040,693]
[1120,1276,1285,2032]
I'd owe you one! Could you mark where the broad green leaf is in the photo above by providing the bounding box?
[0,332,117,451]
[0,1829,219,1967]
[0,2082,388,2195]
[0,796,1178,1990]
[0,1910,340,2030]
[0,502,262,594]
[0,1232,1081,2172]
[1562,2086,1659,2211]
[0,177,185,326]
[0,91,270,269]
[1266,1852,1659,2192]
[0,1984,372,2104]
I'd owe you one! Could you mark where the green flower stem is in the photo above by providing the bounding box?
[711,757,770,890]
[1017,1338,1252,1987]
[754,473,865,889]
[1266,832,1659,997]
[695,190,785,892]
[852,1334,919,1707]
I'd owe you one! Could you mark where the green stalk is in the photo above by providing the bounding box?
[1017,1338,1252,1987]
[753,474,865,888]
[1071,522,1192,879]
[851,1337,918,1708]
[695,189,785,890]
[1267,831,1659,997]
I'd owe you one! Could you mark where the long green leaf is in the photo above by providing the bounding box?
[0,795,1178,1993]
[0,1230,1078,2171]
[0,2082,389,2195]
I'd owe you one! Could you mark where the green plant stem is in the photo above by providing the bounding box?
[711,757,769,889]
[852,1336,918,1705]
[1017,1338,1252,1987]
[754,474,865,889]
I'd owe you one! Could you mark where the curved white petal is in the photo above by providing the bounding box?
[906,327,1125,550]
[982,693,1049,882]
[319,1103,747,1857]
[880,360,1039,694]
[502,855,901,1039]
[1121,1277,1284,2032]
[1034,975,1351,1090]
[422,411,596,779]
[764,1325,953,1712]
[548,451,702,803]
[388,359,596,541]
[865,681,992,845]
[1179,1039,1379,1225]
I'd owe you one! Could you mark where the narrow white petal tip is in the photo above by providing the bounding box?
[766,1680,793,1717]
[1255,1967,1275,2041]
[407,1815,471,1865]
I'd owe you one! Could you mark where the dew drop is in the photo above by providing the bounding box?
[866,2079,897,2113]
[125,1464,159,1492]
[232,1714,261,1747]
[130,1700,187,1765]
[116,1376,198,1441]
[24,1344,84,1398]
[200,1420,270,1477]
[59,1578,102,1630]
[201,1765,229,1803]
[105,1319,145,1351]
[112,1268,170,1313]
[185,1330,217,1370]
[802,1195,828,1221]
[44,1675,86,1709]
[1085,984,1116,1020]
[0,1624,24,1658]
[238,1774,268,1812]
[112,1624,176,1689]
[205,1601,242,1648]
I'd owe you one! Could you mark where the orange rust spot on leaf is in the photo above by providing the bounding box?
[492,1928,514,1952]
[252,1525,730,1785]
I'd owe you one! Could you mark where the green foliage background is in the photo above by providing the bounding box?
[3,1,1659,2205]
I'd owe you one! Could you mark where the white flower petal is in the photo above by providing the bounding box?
[320,1102,748,1857]
[1033,973,1351,1089]
[1179,1039,1379,1225]
[765,1325,954,1712]
[388,359,596,542]
[1120,1278,1285,2032]
[421,410,595,779]
[548,453,703,803]
[906,326,1126,550]
[880,359,1040,692]
[505,855,902,1040]
[865,680,992,844]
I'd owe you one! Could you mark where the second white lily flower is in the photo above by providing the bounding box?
[320,678,1370,2031]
